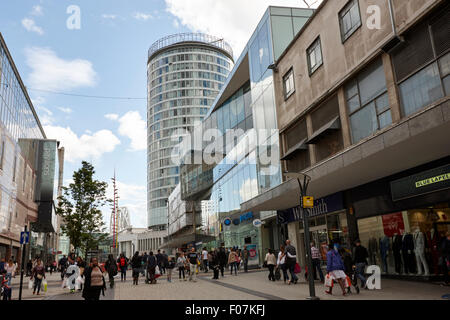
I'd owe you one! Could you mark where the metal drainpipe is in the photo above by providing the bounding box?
[387,0,398,36]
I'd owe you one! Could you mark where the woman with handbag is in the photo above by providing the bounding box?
[277,246,289,283]
[265,249,277,281]
[30,258,46,295]
[228,248,238,276]
[82,257,106,301]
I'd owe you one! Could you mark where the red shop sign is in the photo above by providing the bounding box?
[382,212,405,237]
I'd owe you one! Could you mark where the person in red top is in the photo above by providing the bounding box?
[117,253,129,282]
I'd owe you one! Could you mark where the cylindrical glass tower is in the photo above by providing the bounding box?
[147,33,234,229]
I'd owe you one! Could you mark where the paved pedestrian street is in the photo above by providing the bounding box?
[9,269,449,301]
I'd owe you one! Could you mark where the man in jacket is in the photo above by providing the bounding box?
[146,252,158,284]
[156,250,163,274]
[218,247,227,277]
[285,240,298,284]
[353,240,369,289]
[117,254,128,282]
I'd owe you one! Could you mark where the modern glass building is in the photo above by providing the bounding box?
[177,7,314,263]
[147,33,234,229]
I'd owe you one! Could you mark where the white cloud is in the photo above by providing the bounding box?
[25,47,97,91]
[102,14,117,19]
[105,113,119,121]
[133,12,153,21]
[22,18,44,35]
[107,111,146,152]
[58,107,72,114]
[105,181,147,228]
[31,5,43,16]
[173,19,180,29]
[165,0,322,57]
[43,125,121,163]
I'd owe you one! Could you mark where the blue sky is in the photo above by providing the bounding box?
[0,0,316,228]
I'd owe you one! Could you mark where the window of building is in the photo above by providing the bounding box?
[345,58,391,143]
[339,0,361,42]
[307,37,323,75]
[392,5,449,116]
[283,68,295,99]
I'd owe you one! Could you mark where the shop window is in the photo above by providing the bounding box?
[339,0,361,42]
[307,37,323,76]
[392,4,449,117]
[345,58,391,143]
[283,68,295,100]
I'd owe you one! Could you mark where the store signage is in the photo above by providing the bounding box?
[232,219,240,226]
[253,219,263,228]
[391,164,450,201]
[223,218,232,226]
[381,212,405,237]
[277,192,344,225]
[240,211,253,223]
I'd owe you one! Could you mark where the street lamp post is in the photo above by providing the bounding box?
[284,172,319,300]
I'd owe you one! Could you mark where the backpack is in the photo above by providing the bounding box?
[120,258,126,267]
[109,261,118,276]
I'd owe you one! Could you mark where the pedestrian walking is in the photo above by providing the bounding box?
[76,256,86,291]
[30,258,45,296]
[187,248,199,282]
[285,240,298,285]
[0,258,5,275]
[325,243,348,296]
[265,249,277,281]
[1,269,11,300]
[202,247,209,272]
[177,252,187,281]
[241,246,249,273]
[162,251,169,275]
[310,241,325,282]
[277,245,289,283]
[339,247,359,294]
[228,248,239,275]
[105,254,118,288]
[218,247,227,278]
[5,259,16,287]
[131,251,141,285]
[167,256,175,282]
[156,250,163,275]
[146,251,158,284]
[117,253,128,282]
[82,257,106,301]
[211,250,220,280]
[353,239,369,289]
[141,252,148,277]
[58,255,68,280]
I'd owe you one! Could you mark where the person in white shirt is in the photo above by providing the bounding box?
[277,245,289,283]
[202,248,209,273]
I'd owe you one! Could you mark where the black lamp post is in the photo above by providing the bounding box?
[284,172,319,300]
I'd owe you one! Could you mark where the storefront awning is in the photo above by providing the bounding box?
[280,138,308,161]
[306,116,341,145]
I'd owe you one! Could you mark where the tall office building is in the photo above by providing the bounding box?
[147,33,234,229]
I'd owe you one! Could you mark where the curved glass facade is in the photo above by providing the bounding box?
[147,34,233,228]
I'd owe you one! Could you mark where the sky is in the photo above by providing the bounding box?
[0,0,319,229]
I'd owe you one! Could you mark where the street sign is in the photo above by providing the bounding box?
[253,219,263,228]
[302,196,314,208]
[20,231,30,244]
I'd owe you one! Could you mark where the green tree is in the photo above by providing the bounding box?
[56,161,111,258]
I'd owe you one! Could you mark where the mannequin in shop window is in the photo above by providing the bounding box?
[402,231,416,274]
[368,234,378,266]
[392,233,403,274]
[426,228,440,275]
[413,227,429,276]
[379,234,390,273]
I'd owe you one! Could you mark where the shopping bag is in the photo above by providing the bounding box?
[42,279,48,292]
[345,276,351,288]
[75,276,83,290]
[294,263,301,274]
[325,273,334,288]
[155,266,161,279]
[28,279,34,290]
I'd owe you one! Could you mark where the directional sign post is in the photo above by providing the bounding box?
[19,226,29,301]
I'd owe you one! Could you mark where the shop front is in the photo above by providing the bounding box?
[350,158,450,281]
[277,192,348,268]
[221,211,262,267]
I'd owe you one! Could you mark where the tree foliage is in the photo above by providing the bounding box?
[56,161,111,257]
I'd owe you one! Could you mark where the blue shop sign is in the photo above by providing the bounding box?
[240,211,253,223]
[277,192,344,225]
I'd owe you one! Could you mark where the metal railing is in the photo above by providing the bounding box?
[148,33,233,61]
